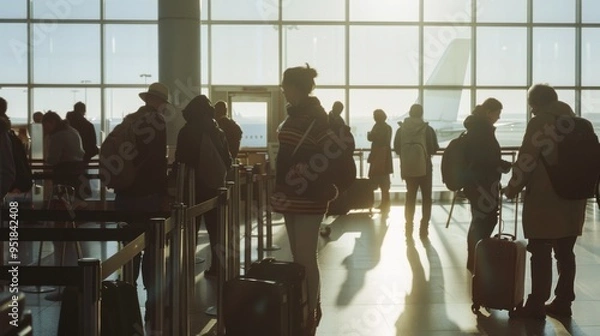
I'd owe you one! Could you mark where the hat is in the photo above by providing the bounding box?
[139,82,169,103]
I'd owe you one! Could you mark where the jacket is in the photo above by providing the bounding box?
[216,116,242,159]
[175,95,232,201]
[463,114,510,195]
[394,117,439,178]
[116,106,167,197]
[66,111,99,162]
[505,101,586,239]
[271,96,336,215]
[367,121,393,177]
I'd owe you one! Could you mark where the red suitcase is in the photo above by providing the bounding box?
[471,192,526,314]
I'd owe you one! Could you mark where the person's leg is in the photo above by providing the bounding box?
[203,207,220,273]
[552,236,577,305]
[527,239,553,308]
[405,178,418,235]
[284,213,322,316]
[419,172,433,237]
[380,175,391,211]
[115,194,142,284]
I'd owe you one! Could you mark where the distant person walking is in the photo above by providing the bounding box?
[394,104,439,238]
[214,101,243,159]
[367,109,393,211]
[328,101,345,131]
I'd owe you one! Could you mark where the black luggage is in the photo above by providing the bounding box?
[471,191,526,314]
[327,178,375,215]
[224,277,289,336]
[246,258,308,336]
[57,281,142,336]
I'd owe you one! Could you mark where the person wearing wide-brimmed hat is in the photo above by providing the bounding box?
[113,82,169,331]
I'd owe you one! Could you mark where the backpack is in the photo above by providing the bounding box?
[441,131,471,191]
[325,124,357,194]
[8,131,33,193]
[99,112,146,191]
[196,129,232,190]
[395,122,428,178]
[542,116,600,200]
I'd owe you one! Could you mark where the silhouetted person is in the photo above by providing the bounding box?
[463,98,511,272]
[66,102,99,162]
[394,104,439,238]
[32,111,44,124]
[328,101,345,131]
[215,101,243,159]
[368,109,393,211]
[504,84,585,319]
[1,100,15,199]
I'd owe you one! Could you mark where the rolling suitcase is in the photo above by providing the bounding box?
[471,191,526,314]
[327,178,375,215]
[246,258,308,336]
[224,277,289,336]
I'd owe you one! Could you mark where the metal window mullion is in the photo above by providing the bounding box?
[345,0,349,125]
[418,0,424,104]
[471,0,477,110]
[575,0,582,116]
[207,0,212,90]
[27,0,32,123]
[527,0,533,123]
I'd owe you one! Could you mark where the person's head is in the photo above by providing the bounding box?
[331,101,344,115]
[41,111,62,134]
[528,84,558,112]
[139,82,170,110]
[473,97,503,125]
[408,104,423,118]
[373,109,387,123]
[0,97,7,115]
[214,101,227,118]
[74,101,86,115]
[32,111,44,123]
[182,94,215,122]
[281,64,318,106]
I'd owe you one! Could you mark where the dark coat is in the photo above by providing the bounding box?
[463,114,511,197]
[367,121,393,177]
[505,101,586,239]
[66,111,99,162]
[175,95,232,201]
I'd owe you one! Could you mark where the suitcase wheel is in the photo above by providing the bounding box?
[319,226,331,237]
[471,303,480,314]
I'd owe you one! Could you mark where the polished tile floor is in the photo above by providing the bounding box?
[12,197,600,335]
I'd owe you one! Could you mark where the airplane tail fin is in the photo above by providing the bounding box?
[424,38,471,122]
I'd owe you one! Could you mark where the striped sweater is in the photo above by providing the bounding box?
[270,97,337,214]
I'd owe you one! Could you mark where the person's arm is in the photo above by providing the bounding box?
[1,132,15,198]
[504,119,543,198]
[85,122,99,159]
[393,127,402,155]
[427,126,440,155]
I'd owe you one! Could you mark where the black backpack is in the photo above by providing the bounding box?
[8,131,33,193]
[441,131,471,191]
[542,116,600,200]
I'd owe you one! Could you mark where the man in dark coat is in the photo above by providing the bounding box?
[66,102,98,162]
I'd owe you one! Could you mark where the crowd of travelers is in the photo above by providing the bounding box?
[0,71,588,334]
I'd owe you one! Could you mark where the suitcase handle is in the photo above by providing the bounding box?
[498,183,519,239]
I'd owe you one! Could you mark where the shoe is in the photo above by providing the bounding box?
[545,300,572,317]
[509,304,546,320]
[204,268,216,278]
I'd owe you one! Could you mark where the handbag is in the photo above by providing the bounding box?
[196,133,227,189]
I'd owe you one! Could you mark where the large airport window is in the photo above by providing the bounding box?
[476,0,526,23]
[349,26,419,85]
[284,25,345,86]
[201,25,208,85]
[423,26,471,86]
[32,0,100,20]
[532,28,576,87]
[282,0,345,21]
[104,87,146,133]
[423,89,471,135]
[533,0,575,23]
[211,25,279,85]
[0,24,27,84]
[0,87,28,123]
[103,0,157,20]
[424,0,471,23]
[0,0,26,18]
[33,87,101,122]
[555,90,576,112]
[211,0,277,21]
[349,89,419,149]
[312,88,345,118]
[581,90,600,133]
[200,0,208,21]
[476,27,527,86]
[349,0,419,22]
[583,0,600,23]
[32,24,100,84]
[582,29,600,86]
[104,24,158,85]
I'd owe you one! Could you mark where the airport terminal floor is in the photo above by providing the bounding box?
[15,195,600,336]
